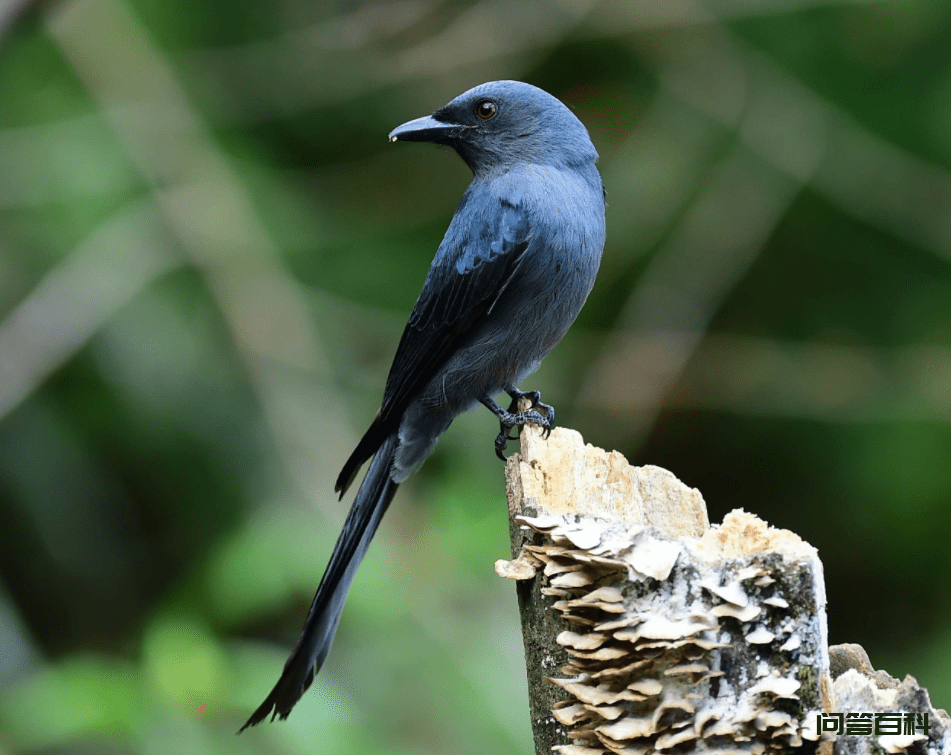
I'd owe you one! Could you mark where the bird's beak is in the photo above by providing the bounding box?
[389,114,463,143]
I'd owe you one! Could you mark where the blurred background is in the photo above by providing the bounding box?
[1,0,950,752]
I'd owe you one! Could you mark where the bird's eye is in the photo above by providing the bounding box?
[476,100,497,120]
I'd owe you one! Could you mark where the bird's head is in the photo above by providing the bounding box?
[388,80,598,176]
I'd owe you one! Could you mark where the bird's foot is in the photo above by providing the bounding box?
[481,391,556,461]
[493,409,552,460]
[505,388,555,432]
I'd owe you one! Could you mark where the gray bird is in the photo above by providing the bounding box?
[242,80,606,729]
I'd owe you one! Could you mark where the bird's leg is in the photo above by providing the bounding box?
[480,394,554,461]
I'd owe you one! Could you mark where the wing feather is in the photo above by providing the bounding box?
[335,192,531,494]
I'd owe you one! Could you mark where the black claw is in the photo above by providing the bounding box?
[499,423,519,442]
[495,422,522,460]
[495,433,509,461]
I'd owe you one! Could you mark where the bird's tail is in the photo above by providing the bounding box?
[240,434,400,731]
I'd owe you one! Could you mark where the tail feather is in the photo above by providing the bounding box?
[240,434,400,731]
[335,414,389,497]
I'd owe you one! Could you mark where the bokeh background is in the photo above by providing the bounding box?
[1,0,950,752]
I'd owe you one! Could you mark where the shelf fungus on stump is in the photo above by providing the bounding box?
[498,425,831,754]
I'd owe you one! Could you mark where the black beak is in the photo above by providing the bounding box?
[389,114,466,143]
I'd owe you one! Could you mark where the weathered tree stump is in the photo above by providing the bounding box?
[497,424,949,755]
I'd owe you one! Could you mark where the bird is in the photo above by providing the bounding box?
[241,80,606,730]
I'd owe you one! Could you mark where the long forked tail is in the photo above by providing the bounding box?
[240,434,400,731]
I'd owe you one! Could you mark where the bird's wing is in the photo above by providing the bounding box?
[335,192,531,494]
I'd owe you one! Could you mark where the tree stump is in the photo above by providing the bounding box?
[497,424,949,755]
